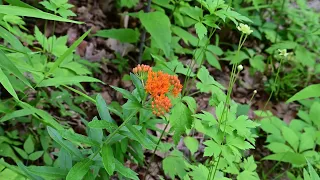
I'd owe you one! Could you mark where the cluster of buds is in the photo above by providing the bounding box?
[132,64,183,116]
[237,23,253,35]
[133,64,152,79]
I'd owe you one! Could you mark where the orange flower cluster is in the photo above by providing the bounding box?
[133,64,182,116]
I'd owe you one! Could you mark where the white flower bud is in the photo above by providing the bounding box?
[253,90,257,94]
[278,49,289,57]
[237,64,244,71]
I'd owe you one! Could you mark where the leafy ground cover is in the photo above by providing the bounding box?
[0,0,319,179]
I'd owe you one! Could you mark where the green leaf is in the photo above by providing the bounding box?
[38,76,101,87]
[206,45,223,56]
[309,102,320,128]
[196,66,225,93]
[249,55,265,72]
[231,115,259,140]
[299,132,315,152]
[130,73,145,100]
[195,22,207,40]
[295,46,315,67]
[171,25,201,46]
[139,11,171,57]
[203,140,221,157]
[101,144,115,175]
[0,5,81,24]
[281,126,299,151]
[169,101,193,144]
[184,136,199,155]
[66,158,93,180]
[114,159,139,180]
[193,111,217,126]
[13,147,28,159]
[0,50,32,88]
[287,84,320,102]
[47,127,82,158]
[205,51,221,70]
[17,161,43,180]
[126,123,155,150]
[180,6,203,21]
[95,29,139,43]
[60,130,100,147]
[189,164,209,180]
[263,152,306,166]
[0,67,18,99]
[28,166,68,179]
[0,26,25,51]
[0,109,32,123]
[307,160,320,180]
[29,151,44,161]
[162,150,187,179]
[96,94,114,123]
[266,142,294,153]
[182,96,197,113]
[47,29,90,75]
[111,86,139,102]
[24,135,34,154]
[243,156,257,172]
[88,120,118,133]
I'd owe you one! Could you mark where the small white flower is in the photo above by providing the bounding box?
[237,64,244,71]
[278,49,289,57]
[237,23,253,35]
[253,90,257,94]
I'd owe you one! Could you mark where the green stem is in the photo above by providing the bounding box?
[151,121,169,161]
[62,85,96,103]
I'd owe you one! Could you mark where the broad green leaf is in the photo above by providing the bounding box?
[205,51,221,70]
[266,142,294,153]
[0,50,32,88]
[66,158,93,180]
[182,96,197,113]
[249,55,265,72]
[287,84,320,102]
[299,132,315,152]
[195,22,207,40]
[171,25,201,46]
[189,164,209,180]
[47,127,82,158]
[296,46,315,67]
[126,123,155,150]
[203,140,221,157]
[196,66,225,92]
[38,76,101,87]
[28,166,68,179]
[184,136,199,155]
[96,94,114,123]
[28,151,44,161]
[139,11,171,57]
[0,144,19,162]
[263,152,306,166]
[0,109,32,122]
[101,144,115,175]
[60,130,100,147]
[95,29,139,43]
[88,120,118,133]
[162,150,187,179]
[206,45,223,56]
[0,67,18,99]
[24,135,34,154]
[13,147,28,159]
[180,6,203,21]
[111,86,139,102]
[5,0,37,9]
[0,5,81,23]
[47,29,90,75]
[309,102,320,128]
[114,159,139,180]
[193,111,217,126]
[281,126,299,152]
[243,156,257,172]
[170,101,193,144]
[265,41,298,54]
